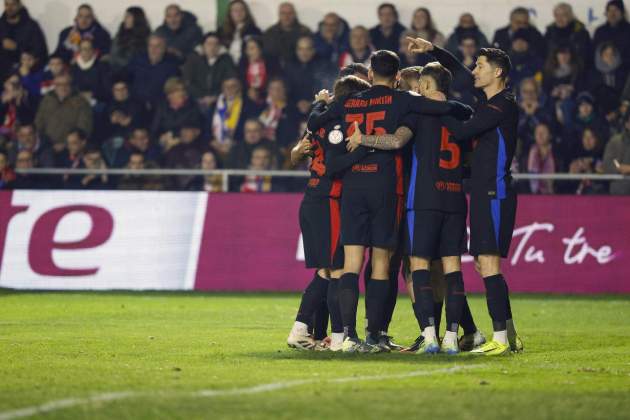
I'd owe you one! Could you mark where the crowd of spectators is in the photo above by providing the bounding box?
[1,0,630,193]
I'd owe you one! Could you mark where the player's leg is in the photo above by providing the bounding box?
[381,249,403,350]
[364,246,392,351]
[429,260,445,339]
[289,268,329,350]
[410,255,439,353]
[327,267,345,351]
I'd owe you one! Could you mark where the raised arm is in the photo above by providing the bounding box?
[306,91,344,132]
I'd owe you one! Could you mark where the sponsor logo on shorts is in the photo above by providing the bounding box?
[435,181,462,192]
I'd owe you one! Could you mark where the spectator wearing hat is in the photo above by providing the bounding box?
[508,29,544,89]
[593,0,630,65]
[492,7,546,61]
[603,110,630,194]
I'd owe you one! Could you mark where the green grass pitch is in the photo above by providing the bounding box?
[1,291,630,419]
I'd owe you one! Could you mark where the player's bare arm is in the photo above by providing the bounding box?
[346,122,413,152]
[290,136,312,166]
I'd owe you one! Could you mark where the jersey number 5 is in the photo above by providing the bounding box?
[346,112,386,136]
[439,127,460,170]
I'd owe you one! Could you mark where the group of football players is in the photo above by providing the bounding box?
[287,36,523,356]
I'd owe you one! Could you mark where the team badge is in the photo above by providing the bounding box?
[328,127,343,144]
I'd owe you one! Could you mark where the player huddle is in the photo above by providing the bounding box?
[288,36,523,356]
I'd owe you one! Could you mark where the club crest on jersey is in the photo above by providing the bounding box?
[328,126,343,144]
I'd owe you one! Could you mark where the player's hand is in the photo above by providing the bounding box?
[314,89,330,103]
[406,37,434,55]
[346,121,363,152]
[295,136,312,156]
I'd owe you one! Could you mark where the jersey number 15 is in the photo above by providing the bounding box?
[439,127,460,170]
[345,112,386,136]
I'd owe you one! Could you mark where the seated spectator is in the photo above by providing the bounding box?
[35,73,92,150]
[163,121,205,189]
[527,122,557,194]
[239,144,280,192]
[55,128,86,169]
[592,0,630,65]
[239,35,282,104]
[314,13,350,64]
[258,77,300,149]
[518,78,556,161]
[0,0,48,81]
[189,149,223,191]
[449,34,478,105]
[106,126,160,168]
[544,3,592,68]
[9,123,54,167]
[11,149,48,188]
[209,76,263,157]
[54,4,111,63]
[542,44,584,107]
[218,0,262,64]
[155,4,203,62]
[589,42,629,116]
[603,111,630,194]
[338,26,373,68]
[117,151,163,190]
[107,7,151,71]
[400,31,424,68]
[445,13,489,56]
[151,77,204,144]
[65,145,110,189]
[567,127,606,194]
[508,29,543,90]
[492,7,546,60]
[410,7,445,47]
[101,78,146,142]
[17,50,44,102]
[285,35,337,115]
[263,2,311,65]
[226,118,280,168]
[0,149,16,189]
[369,3,406,52]
[70,38,112,105]
[40,54,67,96]
[183,32,237,110]
[127,34,180,108]
[1,72,36,139]
[565,92,609,157]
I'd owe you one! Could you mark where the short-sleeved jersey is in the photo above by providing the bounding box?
[403,112,467,213]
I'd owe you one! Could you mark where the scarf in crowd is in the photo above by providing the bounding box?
[595,45,622,88]
[76,54,97,70]
[246,60,268,90]
[528,144,555,194]
[240,175,272,192]
[259,97,284,141]
[212,94,242,143]
[0,104,17,137]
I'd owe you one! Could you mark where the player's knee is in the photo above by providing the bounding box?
[317,268,330,279]
[410,256,430,271]
[441,256,461,274]
[478,255,501,277]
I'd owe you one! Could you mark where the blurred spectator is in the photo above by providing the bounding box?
[189,149,223,191]
[0,149,15,188]
[101,78,146,142]
[183,32,237,110]
[65,145,110,189]
[565,92,609,157]
[448,34,478,106]
[127,33,180,108]
[106,126,160,168]
[155,4,202,62]
[399,31,421,68]
[592,0,630,64]
[527,122,557,194]
[492,7,545,60]
[227,118,280,168]
[445,13,489,56]
[285,35,337,115]
[239,35,282,104]
[338,26,373,68]
[258,77,300,149]
[508,29,543,90]
[151,77,204,142]
[11,149,46,188]
[9,123,54,167]
[55,128,86,168]
[589,42,629,116]
[239,144,279,192]
[40,54,67,96]
[518,78,556,161]
[70,38,112,105]
[567,127,606,194]
[410,7,445,47]
[209,76,262,158]
[54,4,111,63]
[542,44,584,108]
[603,111,630,194]
[218,0,262,65]
[314,13,350,64]
[107,6,151,71]
[0,0,47,81]
[117,151,163,190]
[263,2,311,65]
[163,121,204,189]
[1,72,36,138]
[35,73,92,151]
[16,50,43,101]
[369,3,406,52]
[544,3,591,68]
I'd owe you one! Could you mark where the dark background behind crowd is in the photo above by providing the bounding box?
[1,0,630,194]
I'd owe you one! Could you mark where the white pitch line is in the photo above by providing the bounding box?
[0,365,482,420]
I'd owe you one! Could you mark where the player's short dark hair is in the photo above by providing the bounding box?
[339,63,369,78]
[477,48,512,81]
[333,75,371,98]
[420,62,452,94]
[370,50,400,80]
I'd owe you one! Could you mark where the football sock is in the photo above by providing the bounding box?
[366,279,389,336]
[296,272,328,325]
[493,330,508,345]
[433,300,443,337]
[327,278,343,334]
[445,271,465,333]
[313,296,329,341]
[382,264,400,332]
[483,274,509,332]
[339,273,360,338]
[412,270,434,330]
[412,302,423,332]
[460,296,478,335]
